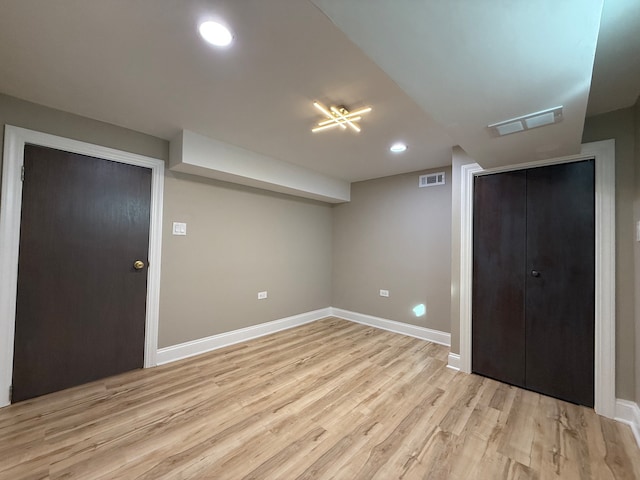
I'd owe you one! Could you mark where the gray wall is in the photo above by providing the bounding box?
[583,106,637,401]
[332,168,452,332]
[0,94,168,164]
[0,94,333,349]
[159,172,332,347]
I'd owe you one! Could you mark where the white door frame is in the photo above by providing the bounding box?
[0,125,164,407]
[458,139,616,418]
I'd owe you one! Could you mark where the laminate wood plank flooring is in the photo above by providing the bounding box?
[1,317,638,479]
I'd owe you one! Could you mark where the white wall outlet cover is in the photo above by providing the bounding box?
[172,222,187,236]
[379,289,389,297]
[258,291,268,300]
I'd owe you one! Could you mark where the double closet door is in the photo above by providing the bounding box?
[472,160,594,407]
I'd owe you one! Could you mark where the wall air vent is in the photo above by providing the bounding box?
[419,172,445,188]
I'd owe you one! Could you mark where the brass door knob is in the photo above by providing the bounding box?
[133,260,145,270]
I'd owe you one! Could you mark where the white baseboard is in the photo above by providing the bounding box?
[330,307,450,346]
[157,307,452,366]
[447,353,460,371]
[156,307,332,365]
[615,399,640,448]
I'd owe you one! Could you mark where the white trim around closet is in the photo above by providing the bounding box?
[458,140,616,418]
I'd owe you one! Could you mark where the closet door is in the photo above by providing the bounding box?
[525,160,595,407]
[472,171,527,387]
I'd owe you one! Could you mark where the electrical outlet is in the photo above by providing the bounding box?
[379,289,389,297]
[258,291,268,300]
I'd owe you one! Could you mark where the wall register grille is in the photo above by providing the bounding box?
[419,172,445,187]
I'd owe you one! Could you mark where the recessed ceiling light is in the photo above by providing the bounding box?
[199,21,233,47]
[390,142,408,153]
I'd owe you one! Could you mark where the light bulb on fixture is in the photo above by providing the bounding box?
[330,106,361,133]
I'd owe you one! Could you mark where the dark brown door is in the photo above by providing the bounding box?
[525,161,594,406]
[12,144,151,402]
[472,170,527,388]
[472,160,594,407]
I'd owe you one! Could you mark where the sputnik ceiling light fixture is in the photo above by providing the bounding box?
[311,101,372,133]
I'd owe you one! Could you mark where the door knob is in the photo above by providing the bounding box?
[133,260,145,270]
[531,270,540,277]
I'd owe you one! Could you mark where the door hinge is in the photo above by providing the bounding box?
[21,165,25,182]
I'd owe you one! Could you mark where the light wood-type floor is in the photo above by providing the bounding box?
[1,318,639,479]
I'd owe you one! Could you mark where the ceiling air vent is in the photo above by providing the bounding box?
[488,106,563,137]
[419,172,445,188]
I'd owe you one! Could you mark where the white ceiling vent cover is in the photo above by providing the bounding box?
[419,172,445,188]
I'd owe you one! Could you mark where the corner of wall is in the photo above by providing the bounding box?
[634,96,640,406]
[450,147,478,355]
[615,399,640,448]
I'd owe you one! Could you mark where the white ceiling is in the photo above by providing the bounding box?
[0,0,637,181]
[311,0,604,169]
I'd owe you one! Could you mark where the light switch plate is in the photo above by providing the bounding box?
[172,222,187,236]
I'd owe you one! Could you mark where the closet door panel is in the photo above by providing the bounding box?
[525,160,595,406]
[472,171,527,387]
